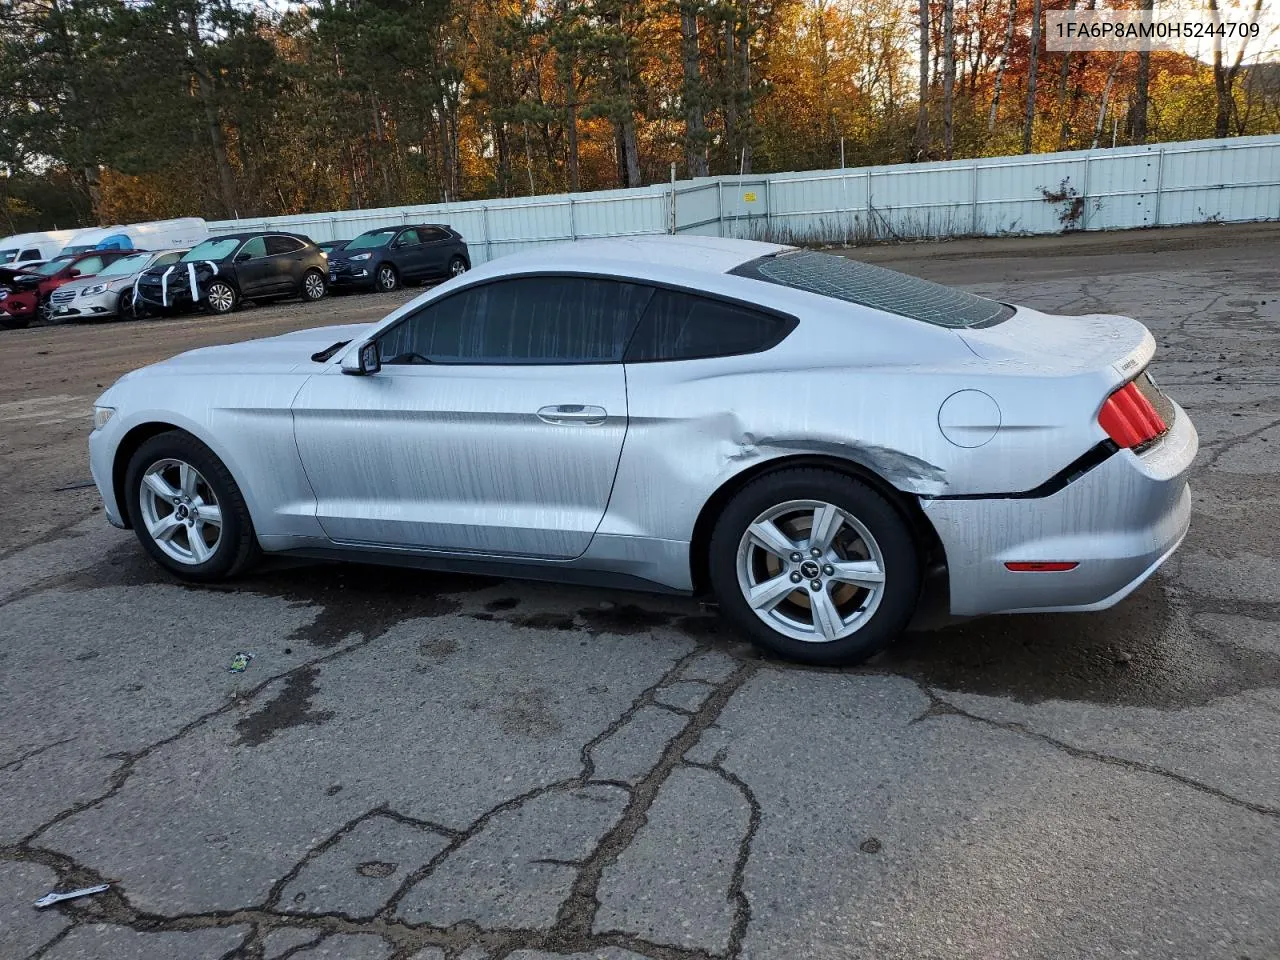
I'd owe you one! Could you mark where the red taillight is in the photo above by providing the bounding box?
[1005,562,1079,572]
[1099,380,1166,449]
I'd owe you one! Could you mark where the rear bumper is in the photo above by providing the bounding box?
[923,400,1197,616]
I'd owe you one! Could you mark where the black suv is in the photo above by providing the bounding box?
[135,232,328,315]
[328,224,469,292]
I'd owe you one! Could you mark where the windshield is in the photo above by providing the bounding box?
[0,250,16,264]
[62,244,98,255]
[98,253,153,276]
[34,256,76,276]
[346,229,396,251]
[731,250,1014,328]
[182,237,241,262]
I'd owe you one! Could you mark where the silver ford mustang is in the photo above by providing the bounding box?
[89,236,1196,665]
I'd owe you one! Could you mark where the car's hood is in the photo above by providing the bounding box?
[129,323,375,378]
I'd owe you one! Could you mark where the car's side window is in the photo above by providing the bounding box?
[378,276,653,366]
[75,256,106,275]
[19,248,39,261]
[624,288,794,362]
[238,237,268,259]
[266,236,303,256]
[397,229,421,247]
[418,227,449,243]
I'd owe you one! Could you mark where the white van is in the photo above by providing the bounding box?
[70,218,209,254]
[61,226,126,255]
[0,230,78,266]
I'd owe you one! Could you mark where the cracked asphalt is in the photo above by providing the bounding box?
[2,224,1278,960]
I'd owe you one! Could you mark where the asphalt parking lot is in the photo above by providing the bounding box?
[2,224,1278,960]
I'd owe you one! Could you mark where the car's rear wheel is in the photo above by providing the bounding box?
[708,468,920,665]
[204,281,238,315]
[125,431,259,581]
[448,256,468,278]
[377,263,399,291]
[302,268,327,302]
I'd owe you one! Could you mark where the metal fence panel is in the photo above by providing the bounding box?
[208,134,1280,260]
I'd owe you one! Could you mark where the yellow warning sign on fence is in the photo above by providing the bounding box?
[743,192,757,203]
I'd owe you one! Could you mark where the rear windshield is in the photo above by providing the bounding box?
[732,250,1013,328]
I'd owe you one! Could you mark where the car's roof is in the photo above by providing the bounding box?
[486,235,790,277]
[205,231,309,241]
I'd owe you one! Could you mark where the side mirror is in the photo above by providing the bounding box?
[68,268,82,277]
[342,340,381,376]
[235,252,252,262]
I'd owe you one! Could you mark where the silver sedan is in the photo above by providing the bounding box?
[88,236,1196,664]
[51,249,186,321]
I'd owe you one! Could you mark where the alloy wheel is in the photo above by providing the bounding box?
[735,499,886,643]
[378,265,397,290]
[304,272,326,300]
[138,458,223,565]
[207,283,235,313]
[450,258,468,277]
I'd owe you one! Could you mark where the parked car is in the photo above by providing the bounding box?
[317,239,350,257]
[0,266,40,326]
[0,250,133,328]
[327,224,469,292]
[0,230,77,267]
[88,236,1197,666]
[49,249,187,321]
[135,232,328,315]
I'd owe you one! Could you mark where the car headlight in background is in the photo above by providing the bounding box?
[348,252,372,261]
[92,406,115,431]
[82,283,109,296]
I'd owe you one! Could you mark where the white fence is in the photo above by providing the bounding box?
[210,134,1280,265]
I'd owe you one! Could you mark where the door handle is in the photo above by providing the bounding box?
[537,404,608,425]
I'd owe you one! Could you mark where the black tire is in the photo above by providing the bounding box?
[301,268,328,302]
[376,263,399,292]
[708,468,921,666]
[124,430,260,582]
[447,255,468,278]
[203,280,239,315]
[117,290,144,321]
[0,314,31,330]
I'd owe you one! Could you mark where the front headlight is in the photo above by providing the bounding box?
[92,406,115,431]
[348,252,372,261]
[82,283,109,296]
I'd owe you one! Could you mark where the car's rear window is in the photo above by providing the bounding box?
[731,250,1013,328]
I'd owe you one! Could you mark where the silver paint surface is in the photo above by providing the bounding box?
[88,235,1198,616]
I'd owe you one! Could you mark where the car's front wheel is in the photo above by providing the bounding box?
[376,263,399,291]
[125,431,259,581]
[204,280,238,315]
[708,468,921,665]
[117,290,144,321]
[301,268,327,302]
